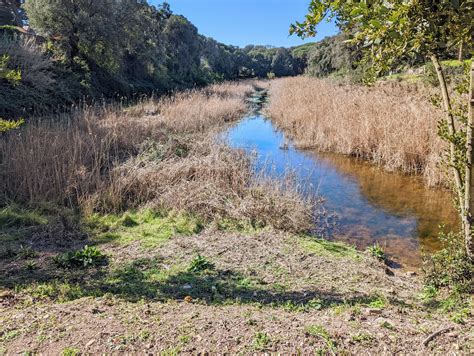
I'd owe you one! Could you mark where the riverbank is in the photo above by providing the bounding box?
[0,83,472,354]
[1,206,472,354]
[265,77,446,187]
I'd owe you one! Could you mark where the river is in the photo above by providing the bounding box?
[226,112,458,269]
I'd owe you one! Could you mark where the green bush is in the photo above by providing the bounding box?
[54,245,107,269]
[422,231,473,294]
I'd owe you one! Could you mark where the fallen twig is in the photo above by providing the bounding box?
[422,327,455,347]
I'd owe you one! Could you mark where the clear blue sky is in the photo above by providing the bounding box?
[151,0,338,48]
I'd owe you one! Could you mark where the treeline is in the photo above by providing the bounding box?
[302,32,473,82]
[0,0,305,118]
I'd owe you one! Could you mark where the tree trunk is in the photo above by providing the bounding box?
[430,55,464,216]
[466,62,474,258]
[458,42,464,62]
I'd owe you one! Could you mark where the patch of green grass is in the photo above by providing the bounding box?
[299,236,359,259]
[62,347,80,356]
[0,206,48,228]
[441,59,472,67]
[439,294,472,325]
[384,72,424,83]
[331,303,352,316]
[418,285,438,306]
[252,332,271,351]
[351,332,375,343]
[450,307,470,324]
[161,346,181,356]
[0,329,20,343]
[89,209,203,248]
[305,325,337,353]
[178,334,190,344]
[20,281,87,302]
[367,295,387,309]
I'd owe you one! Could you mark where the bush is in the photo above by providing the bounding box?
[54,246,107,269]
[422,231,473,294]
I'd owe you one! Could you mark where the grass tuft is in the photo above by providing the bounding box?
[300,236,359,259]
[0,206,48,228]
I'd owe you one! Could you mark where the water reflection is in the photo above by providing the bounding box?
[227,116,459,269]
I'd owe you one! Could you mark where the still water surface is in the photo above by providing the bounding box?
[227,115,458,269]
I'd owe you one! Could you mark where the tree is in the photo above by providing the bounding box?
[24,0,121,70]
[292,0,474,257]
[162,15,202,85]
[271,48,295,77]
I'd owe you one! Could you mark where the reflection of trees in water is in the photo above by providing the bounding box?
[312,152,459,266]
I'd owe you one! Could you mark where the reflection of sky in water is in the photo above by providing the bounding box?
[226,115,456,268]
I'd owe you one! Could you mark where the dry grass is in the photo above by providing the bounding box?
[266,77,446,186]
[0,81,312,233]
[128,82,255,133]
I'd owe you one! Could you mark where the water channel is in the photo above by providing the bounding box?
[226,108,458,269]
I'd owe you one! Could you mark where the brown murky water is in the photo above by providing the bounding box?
[228,116,459,269]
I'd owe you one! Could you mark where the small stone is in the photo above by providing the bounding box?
[366,308,383,315]
[182,284,192,290]
[406,271,417,277]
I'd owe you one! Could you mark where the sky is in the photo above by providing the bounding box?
[151,0,339,48]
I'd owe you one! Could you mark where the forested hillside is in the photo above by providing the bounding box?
[0,0,306,118]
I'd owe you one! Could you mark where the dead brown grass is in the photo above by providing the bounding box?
[0,81,312,233]
[266,77,446,186]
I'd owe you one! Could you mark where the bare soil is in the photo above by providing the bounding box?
[1,227,472,355]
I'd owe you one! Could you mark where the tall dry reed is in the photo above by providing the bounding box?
[266,77,446,186]
[0,81,312,233]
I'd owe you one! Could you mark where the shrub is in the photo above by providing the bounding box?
[422,231,473,294]
[188,255,215,273]
[54,245,106,269]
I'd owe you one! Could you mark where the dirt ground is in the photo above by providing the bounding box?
[1,223,473,355]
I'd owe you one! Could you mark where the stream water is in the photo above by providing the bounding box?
[226,114,458,269]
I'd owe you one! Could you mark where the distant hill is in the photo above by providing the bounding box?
[291,42,317,59]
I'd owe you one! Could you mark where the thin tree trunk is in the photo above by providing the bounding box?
[458,42,464,62]
[466,62,474,258]
[430,55,465,218]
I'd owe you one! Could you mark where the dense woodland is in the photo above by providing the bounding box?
[0,0,311,118]
[2,0,469,119]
